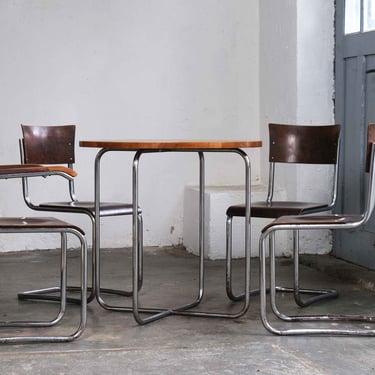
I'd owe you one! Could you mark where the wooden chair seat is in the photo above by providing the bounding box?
[263,213,362,229]
[227,202,330,219]
[0,216,84,231]
[39,201,140,217]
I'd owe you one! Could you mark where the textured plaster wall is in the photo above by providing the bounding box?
[258,0,335,255]
[0,0,260,251]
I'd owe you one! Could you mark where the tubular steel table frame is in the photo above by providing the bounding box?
[79,140,261,324]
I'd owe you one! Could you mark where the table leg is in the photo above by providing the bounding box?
[171,149,251,318]
[94,149,139,310]
[131,149,251,323]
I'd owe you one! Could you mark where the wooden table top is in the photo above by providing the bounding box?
[79,139,262,150]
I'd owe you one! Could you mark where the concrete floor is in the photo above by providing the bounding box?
[1,246,375,374]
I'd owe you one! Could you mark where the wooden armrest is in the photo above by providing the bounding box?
[0,164,77,178]
[44,165,78,177]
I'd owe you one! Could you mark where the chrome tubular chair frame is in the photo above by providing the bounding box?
[259,134,375,336]
[226,124,341,307]
[0,216,87,344]
[18,125,142,308]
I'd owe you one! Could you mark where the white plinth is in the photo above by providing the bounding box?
[183,185,288,259]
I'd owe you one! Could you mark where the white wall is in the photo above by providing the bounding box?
[259,0,335,255]
[296,1,336,253]
[0,0,335,254]
[0,0,261,251]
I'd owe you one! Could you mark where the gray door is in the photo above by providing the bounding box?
[335,0,375,268]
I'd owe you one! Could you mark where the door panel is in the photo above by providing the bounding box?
[342,56,364,214]
[335,0,375,268]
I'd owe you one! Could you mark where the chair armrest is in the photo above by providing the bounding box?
[0,164,77,180]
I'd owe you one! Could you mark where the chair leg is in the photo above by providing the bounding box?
[4,233,67,328]
[18,214,144,306]
[226,215,264,300]
[260,229,375,336]
[227,218,338,305]
[0,227,87,344]
[269,230,338,307]
[17,234,92,305]
[226,215,244,301]
[291,230,338,307]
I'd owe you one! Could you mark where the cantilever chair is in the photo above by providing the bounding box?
[19,125,142,308]
[226,123,341,306]
[259,123,375,336]
[0,164,87,344]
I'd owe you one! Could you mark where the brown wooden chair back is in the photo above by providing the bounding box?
[269,123,341,164]
[21,125,76,165]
